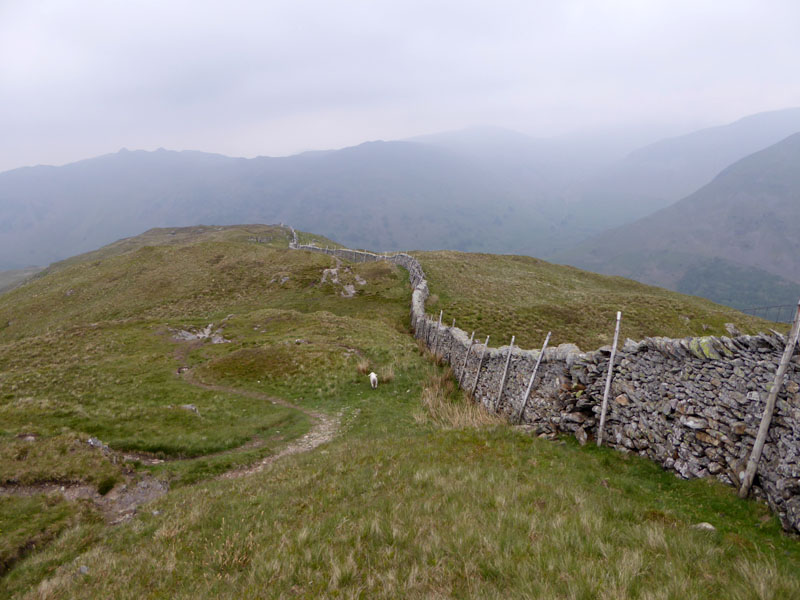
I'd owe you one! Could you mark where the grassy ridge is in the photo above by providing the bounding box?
[1,226,800,598]
[417,251,778,350]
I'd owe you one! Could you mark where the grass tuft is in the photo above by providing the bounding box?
[378,365,395,383]
[415,368,501,430]
[96,476,118,496]
[356,359,371,375]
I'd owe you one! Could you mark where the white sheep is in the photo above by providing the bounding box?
[369,372,378,389]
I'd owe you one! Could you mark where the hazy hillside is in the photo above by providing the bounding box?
[3,108,800,273]
[560,107,800,239]
[0,142,561,270]
[556,132,800,309]
[410,125,613,201]
[0,149,248,269]
[0,267,44,295]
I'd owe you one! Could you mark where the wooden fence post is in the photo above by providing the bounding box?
[739,299,800,498]
[471,336,491,398]
[459,331,476,387]
[516,331,552,424]
[597,311,622,447]
[446,319,453,361]
[494,336,515,413]
[432,310,443,355]
[447,319,456,362]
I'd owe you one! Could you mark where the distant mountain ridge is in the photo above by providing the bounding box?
[555,132,800,309]
[0,141,559,269]
[2,106,800,311]
[558,107,800,239]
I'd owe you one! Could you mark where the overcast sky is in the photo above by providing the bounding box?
[1,0,798,172]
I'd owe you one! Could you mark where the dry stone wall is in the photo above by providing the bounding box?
[290,233,800,534]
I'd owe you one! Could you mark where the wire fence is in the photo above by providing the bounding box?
[740,304,796,323]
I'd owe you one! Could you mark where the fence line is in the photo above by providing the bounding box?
[740,304,796,323]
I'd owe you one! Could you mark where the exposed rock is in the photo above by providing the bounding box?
[171,323,230,344]
[681,416,708,430]
[575,427,588,446]
[725,323,741,336]
[321,268,339,284]
[732,422,748,435]
[87,437,110,453]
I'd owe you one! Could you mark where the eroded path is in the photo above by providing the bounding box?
[1,372,340,524]
[182,371,341,480]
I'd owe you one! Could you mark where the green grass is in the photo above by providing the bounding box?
[294,230,341,248]
[41,224,295,273]
[0,321,305,461]
[1,226,799,598]
[0,495,84,577]
[0,434,122,489]
[5,396,800,598]
[416,250,781,351]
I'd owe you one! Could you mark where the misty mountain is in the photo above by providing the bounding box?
[559,107,800,242]
[2,122,669,270]
[409,126,617,245]
[555,132,800,309]
[410,125,615,182]
[0,141,564,269]
[3,108,800,280]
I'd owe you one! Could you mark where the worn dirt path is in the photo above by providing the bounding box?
[1,372,340,524]
[181,371,341,480]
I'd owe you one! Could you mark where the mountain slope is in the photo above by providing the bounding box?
[557,132,800,309]
[0,142,561,269]
[560,107,800,237]
[4,108,800,270]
